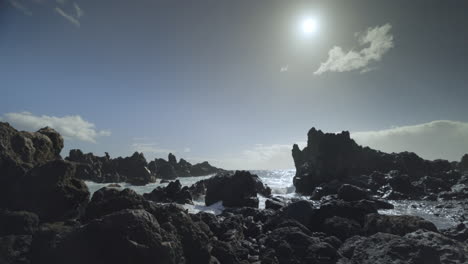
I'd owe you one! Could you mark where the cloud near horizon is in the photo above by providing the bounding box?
[1,112,110,143]
[205,120,468,170]
[315,23,394,75]
[351,120,468,162]
[130,142,175,156]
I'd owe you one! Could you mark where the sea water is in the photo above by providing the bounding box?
[85,170,465,229]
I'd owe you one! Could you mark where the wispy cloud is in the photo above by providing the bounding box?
[315,23,394,75]
[280,65,289,72]
[351,120,468,161]
[73,2,83,18]
[8,0,32,16]
[55,6,80,27]
[130,143,174,154]
[1,112,111,143]
[195,143,306,170]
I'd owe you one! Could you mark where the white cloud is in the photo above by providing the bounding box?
[195,142,306,170]
[315,23,394,75]
[351,120,468,161]
[73,2,83,18]
[1,112,111,143]
[9,0,32,16]
[55,6,80,27]
[130,143,174,155]
[200,120,468,169]
[183,147,191,153]
[280,65,289,72]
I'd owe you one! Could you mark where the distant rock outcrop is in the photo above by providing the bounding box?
[66,150,155,185]
[292,127,462,198]
[147,153,224,180]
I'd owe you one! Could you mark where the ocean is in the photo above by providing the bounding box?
[85,169,465,229]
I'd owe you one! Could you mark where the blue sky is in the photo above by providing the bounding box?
[2,0,468,169]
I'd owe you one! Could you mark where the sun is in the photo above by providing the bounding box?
[301,18,318,35]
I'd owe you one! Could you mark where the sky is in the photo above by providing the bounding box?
[1,0,468,169]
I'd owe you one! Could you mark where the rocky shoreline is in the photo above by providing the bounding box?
[0,122,467,264]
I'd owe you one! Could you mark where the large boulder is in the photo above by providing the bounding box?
[190,161,222,176]
[337,184,370,201]
[50,209,181,264]
[113,152,153,185]
[0,123,64,206]
[0,123,63,170]
[143,180,193,204]
[205,171,271,207]
[6,160,89,222]
[259,226,339,264]
[84,187,147,221]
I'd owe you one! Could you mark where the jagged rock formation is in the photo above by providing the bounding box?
[147,153,224,180]
[292,127,463,199]
[0,123,64,195]
[1,122,467,264]
[66,150,223,184]
[143,180,193,204]
[66,150,154,185]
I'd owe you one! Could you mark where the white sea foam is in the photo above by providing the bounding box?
[84,170,465,228]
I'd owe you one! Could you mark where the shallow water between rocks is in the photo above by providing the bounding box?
[85,169,467,230]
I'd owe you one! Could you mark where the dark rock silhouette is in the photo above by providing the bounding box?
[68,151,224,184]
[5,160,89,222]
[0,123,466,264]
[0,123,65,207]
[460,154,468,172]
[148,153,224,179]
[204,171,271,208]
[143,180,193,204]
[51,209,181,264]
[347,230,468,264]
[67,150,154,185]
[292,127,463,200]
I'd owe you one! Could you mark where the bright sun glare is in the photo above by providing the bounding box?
[301,18,318,35]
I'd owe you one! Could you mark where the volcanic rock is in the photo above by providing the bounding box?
[204,171,271,207]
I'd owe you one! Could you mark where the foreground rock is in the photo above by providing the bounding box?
[50,209,181,264]
[0,123,64,207]
[5,160,89,222]
[204,171,271,208]
[345,230,468,263]
[363,213,438,236]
